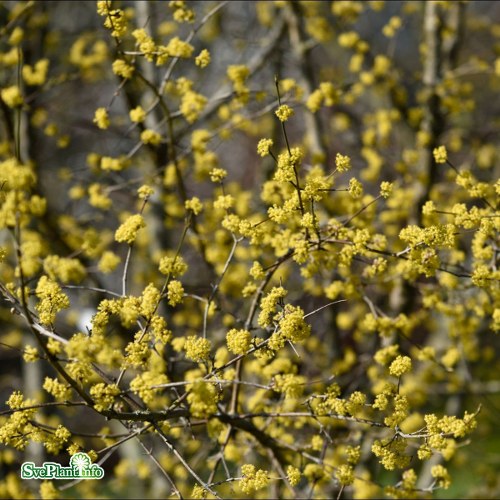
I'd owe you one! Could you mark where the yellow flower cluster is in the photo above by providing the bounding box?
[388,355,412,377]
[335,464,355,486]
[35,276,70,325]
[23,345,39,363]
[0,392,36,450]
[39,481,58,499]
[89,383,120,412]
[274,147,303,183]
[120,296,141,327]
[374,345,399,366]
[239,464,269,494]
[43,377,71,401]
[132,29,156,61]
[140,129,162,145]
[140,283,161,319]
[130,371,168,406]
[380,181,393,198]
[1,86,23,108]
[112,58,134,79]
[69,37,108,80]
[307,82,338,112]
[303,463,325,482]
[431,465,451,489]
[226,328,251,354]
[129,106,146,123]
[278,304,311,343]
[433,145,448,164]
[257,138,273,157]
[167,280,184,306]
[227,64,250,94]
[93,107,110,129]
[348,177,363,198]
[98,2,128,38]
[399,224,456,249]
[137,184,154,200]
[8,26,23,46]
[164,37,194,58]
[43,255,86,283]
[383,16,402,38]
[286,465,301,486]
[214,194,234,210]
[186,381,218,417]
[275,104,294,122]
[335,153,352,172]
[371,438,410,470]
[274,373,306,399]
[159,254,188,276]
[22,59,49,86]
[424,411,477,439]
[180,90,207,123]
[124,333,150,367]
[115,214,146,244]
[195,49,210,68]
[184,336,211,362]
[185,197,203,215]
[100,155,129,171]
[258,286,287,327]
[209,168,227,183]
[88,183,111,210]
[169,0,195,23]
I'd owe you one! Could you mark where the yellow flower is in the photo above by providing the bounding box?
[100,156,129,171]
[115,214,146,244]
[112,59,135,79]
[185,197,203,215]
[35,276,70,325]
[1,86,23,108]
[240,464,269,494]
[335,464,354,486]
[380,181,393,198]
[431,465,451,489]
[8,26,24,46]
[180,90,207,123]
[226,328,251,354]
[336,153,352,172]
[388,355,412,377]
[138,184,155,200]
[22,59,49,86]
[94,108,110,129]
[170,1,195,23]
[348,177,363,198]
[98,251,121,273]
[286,465,301,486]
[140,129,162,145]
[88,183,112,210]
[167,280,184,306]
[195,49,211,68]
[184,336,211,362]
[129,106,146,123]
[227,65,250,88]
[23,345,39,363]
[209,168,227,183]
[165,37,194,58]
[275,104,294,122]
[433,145,448,164]
[159,254,188,276]
[39,481,58,500]
[257,138,273,157]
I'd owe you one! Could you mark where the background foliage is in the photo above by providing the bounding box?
[0,1,499,498]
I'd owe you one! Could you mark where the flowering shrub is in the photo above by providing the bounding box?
[0,1,499,499]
